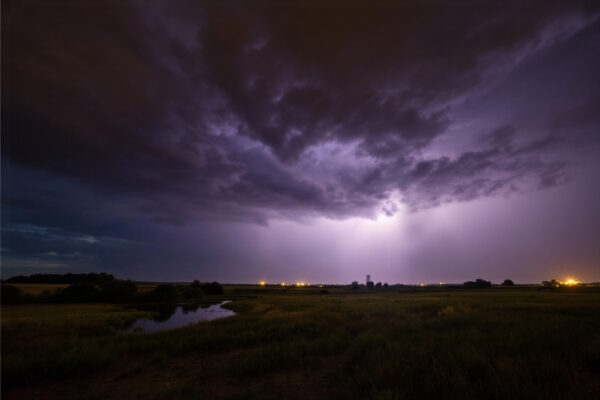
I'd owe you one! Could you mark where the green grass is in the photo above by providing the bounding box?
[2,288,600,399]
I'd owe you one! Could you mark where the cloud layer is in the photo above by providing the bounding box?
[2,1,600,281]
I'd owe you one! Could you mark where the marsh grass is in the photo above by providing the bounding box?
[2,289,600,399]
[9,283,68,296]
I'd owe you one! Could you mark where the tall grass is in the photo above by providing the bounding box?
[2,289,600,399]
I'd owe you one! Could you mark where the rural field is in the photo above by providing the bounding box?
[4,1,600,399]
[2,285,600,400]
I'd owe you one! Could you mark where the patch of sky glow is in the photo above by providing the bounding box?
[206,119,240,138]
[295,139,377,184]
[246,36,268,52]
[245,195,410,283]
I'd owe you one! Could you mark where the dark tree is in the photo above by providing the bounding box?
[366,281,375,289]
[1,285,25,304]
[502,279,514,286]
[375,282,382,288]
[351,281,359,290]
[152,284,178,302]
[180,284,204,300]
[58,283,101,303]
[198,282,224,295]
[100,280,138,302]
[464,279,492,288]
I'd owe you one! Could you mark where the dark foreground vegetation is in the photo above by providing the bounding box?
[2,282,600,399]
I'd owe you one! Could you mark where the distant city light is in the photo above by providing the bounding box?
[259,281,266,286]
[281,282,286,287]
[563,278,579,286]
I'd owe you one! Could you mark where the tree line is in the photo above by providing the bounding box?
[1,275,224,304]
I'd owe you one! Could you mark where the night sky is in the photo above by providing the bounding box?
[2,1,600,283]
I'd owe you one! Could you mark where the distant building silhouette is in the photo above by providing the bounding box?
[366,274,371,285]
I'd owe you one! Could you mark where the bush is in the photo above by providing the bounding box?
[58,284,101,303]
[100,280,137,303]
[463,279,492,288]
[179,285,204,300]
[502,279,514,286]
[151,284,178,302]
[2,285,25,304]
[198,282,224,295]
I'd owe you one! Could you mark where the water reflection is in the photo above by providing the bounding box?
[127,301,234,333]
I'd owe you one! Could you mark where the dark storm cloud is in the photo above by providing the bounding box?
[342,124,569,212]
[2,0,599,230]
[189,1,598,159]
[549,96,600,136]
[485,125,517,148]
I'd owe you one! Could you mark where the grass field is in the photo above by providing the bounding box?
[11,283,158,296]
[10,283,69,295]
[2,287,600,399]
